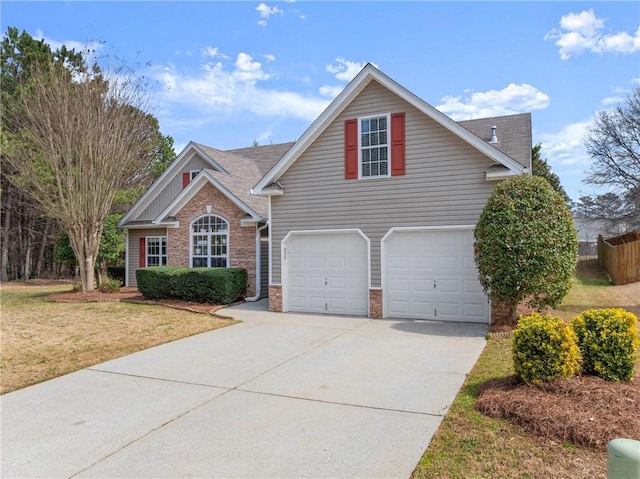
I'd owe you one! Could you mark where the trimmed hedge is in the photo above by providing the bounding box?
[136,267,247,304]
[174,268,247,304]
[571,308,639,382]
[512,313,582,384]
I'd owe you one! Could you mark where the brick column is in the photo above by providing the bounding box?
[269,285,283,312]
[369,288,383,318]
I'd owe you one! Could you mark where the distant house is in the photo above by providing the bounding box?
[120,64,532,323]
[573,216,632,257]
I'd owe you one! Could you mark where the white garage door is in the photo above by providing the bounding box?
[384,228,489,323]
[285,231,368,316]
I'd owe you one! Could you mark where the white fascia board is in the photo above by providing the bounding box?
[252,183,284,196]
[122,222,179,229]
[252,64,525,194]
[119,142,229,226]
[485,168,529,181]
[154,171,262,224]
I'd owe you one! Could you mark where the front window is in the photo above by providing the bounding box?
[147,236,167,267]
[191,215,228,268]
[360,114,389,178]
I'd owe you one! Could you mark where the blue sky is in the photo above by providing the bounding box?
[2,1,639,201]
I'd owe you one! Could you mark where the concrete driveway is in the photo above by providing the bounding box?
[1,300,487,478]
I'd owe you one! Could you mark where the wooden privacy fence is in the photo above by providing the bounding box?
[597,230,640,285]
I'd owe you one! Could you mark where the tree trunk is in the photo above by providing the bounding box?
[68,224,102,292]
[35,219,52,278]
[22,216,35,280]
[1,194,11,282]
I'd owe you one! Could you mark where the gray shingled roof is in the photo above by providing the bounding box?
[191,142,292,218]
[226,142,295,175]
[458,113,532,169]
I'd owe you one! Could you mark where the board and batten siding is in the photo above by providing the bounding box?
[271,80,498,287]
[137,154,211,221]
[127,227,167,287]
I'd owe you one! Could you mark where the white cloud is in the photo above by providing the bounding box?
[319,85,344,98]
[436,83,550,120]
[326,57,370,82]
[545,9,640,59]
[201,46,228,59]
[151,53,329,122]
[601,96,625,106]
[263,53,276,62]
[537,121,591,166]
[256,3,283,26]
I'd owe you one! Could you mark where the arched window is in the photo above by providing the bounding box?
[191,215,229,268]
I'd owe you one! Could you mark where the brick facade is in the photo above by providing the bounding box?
[369,288,383,318]
[167,183,258,297]
[268,285,283,312]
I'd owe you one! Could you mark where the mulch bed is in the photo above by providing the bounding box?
[476,374,640,450]
[45,287,230,315]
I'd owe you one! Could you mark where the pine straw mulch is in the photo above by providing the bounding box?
[45,286,231,315]
[476,374,640,450]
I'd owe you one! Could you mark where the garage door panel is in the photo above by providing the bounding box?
[385,229,489,323]
[437,279,459,293]
[286,232,368,316]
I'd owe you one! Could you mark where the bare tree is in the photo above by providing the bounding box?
[584,87,640,194]
[3,62,156,291]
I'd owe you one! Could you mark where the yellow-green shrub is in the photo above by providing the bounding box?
[513,313,582,384]
[571,308,639,382]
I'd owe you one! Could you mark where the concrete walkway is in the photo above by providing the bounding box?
[1,300,487,478]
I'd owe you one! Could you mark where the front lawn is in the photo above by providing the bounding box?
[0,282,236,394]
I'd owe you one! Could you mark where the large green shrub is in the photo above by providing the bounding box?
[571,308,639,382]
[474,175,578,323]
[173,268,246,304]
[136,267,247,304]
[513,313,582,384]
[136,266,182,299]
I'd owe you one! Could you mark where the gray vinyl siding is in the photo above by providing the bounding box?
[271,80,498,287]
[138,155,210,221]
[127,228,167,287]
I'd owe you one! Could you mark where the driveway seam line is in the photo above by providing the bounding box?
[234,387,447,417]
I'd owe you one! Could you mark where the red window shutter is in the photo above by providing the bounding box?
[344,119,358,179]
[139,237,146,268]
[182,172,190,188]
[391,113,405,176]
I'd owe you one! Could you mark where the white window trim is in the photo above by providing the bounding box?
[358,113,391,180]
[189,214,230,268]
[189,170,199,181]
[146,236,167,267]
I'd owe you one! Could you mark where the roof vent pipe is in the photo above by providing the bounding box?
[489,126,499,144]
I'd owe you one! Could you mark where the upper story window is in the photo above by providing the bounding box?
[360,114,390,178]
[345,113,404,180]
[191,215,229,268]
[182,170,200,188]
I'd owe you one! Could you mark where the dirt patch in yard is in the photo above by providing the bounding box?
[45,286,233,315]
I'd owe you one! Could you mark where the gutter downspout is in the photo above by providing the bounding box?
[245,221,269,302]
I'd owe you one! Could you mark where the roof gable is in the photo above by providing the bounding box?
[119,141,292,227]
[252,64,528,195]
